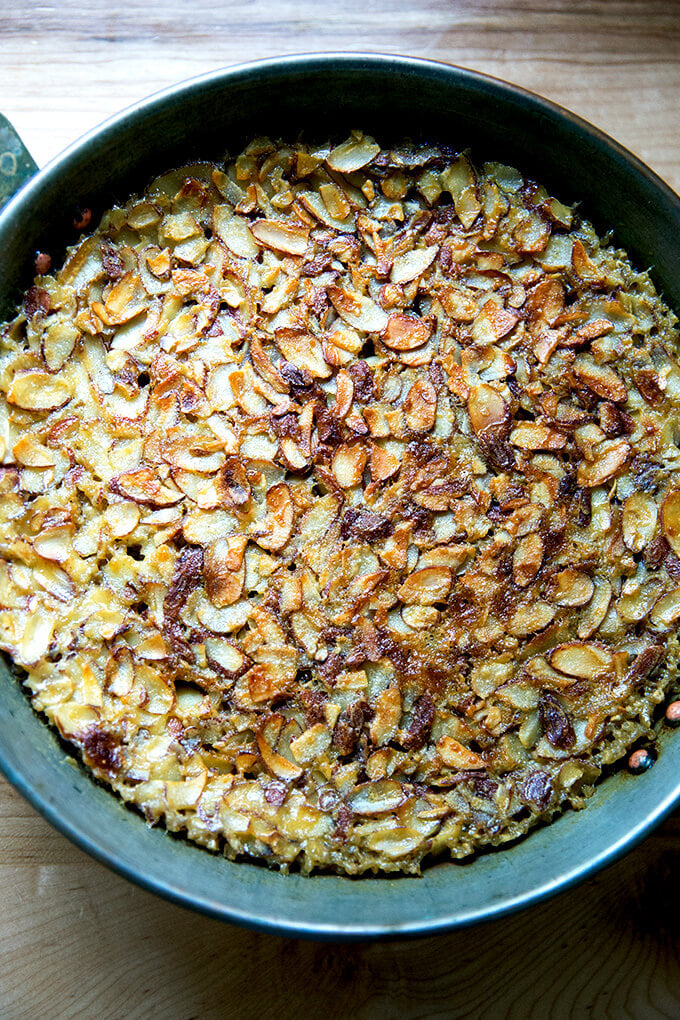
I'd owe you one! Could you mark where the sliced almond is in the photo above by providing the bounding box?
[403,379,437,432]
[251,218,309,256]
[319,182,351,222]
[332,443,367,488]
[33,525,72,563]
[440,157,482,229]
[390,246,438,285]
[252,483,294,551]
[509,422,566,451]
[576,439,630,488]
[369,687,402,746]
[326,134,380,173]
[552,569,594,607]
[333,370,354,420]
[348,780,406,815]
[437,736,486,770]
[110,468,183,507]
[205,638,246,677]
[650,587,680,630]
[513,533,544,587]
[7,372,72,412]
[256,729,303,781]
[382,313,432,351]
[328,286,388,333]
[571,239,606,286]
[661,489,680,557]
[467,383,510,440]
[370,443,401,483]
[204,534,248,607]
[622,491,658,553]
[12,435,56,467]
[508,602,556,637]
[471,300,519,343]
[573,356,627,403]
[398,566,452,605]
[42,320,78,373]
[577,578,612,639]
[548,642,614,679]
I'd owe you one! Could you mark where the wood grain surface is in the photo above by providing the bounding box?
[1,2,680,1017]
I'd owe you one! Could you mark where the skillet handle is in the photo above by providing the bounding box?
[0,114,38,211]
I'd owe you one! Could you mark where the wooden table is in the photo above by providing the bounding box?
[1,2,679,1016]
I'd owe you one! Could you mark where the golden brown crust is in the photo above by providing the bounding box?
[0,133,679,873]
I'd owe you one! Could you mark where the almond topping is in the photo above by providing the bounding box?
[548,642,614,679]
[382,313,432,351]
[398,566,452,605]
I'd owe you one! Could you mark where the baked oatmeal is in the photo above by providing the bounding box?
[0,132,679,873]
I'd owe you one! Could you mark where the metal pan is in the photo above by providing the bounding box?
[1,54,679,940]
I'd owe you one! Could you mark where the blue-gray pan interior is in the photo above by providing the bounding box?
[0,54,679,940]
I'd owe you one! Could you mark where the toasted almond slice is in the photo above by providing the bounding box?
[42,320,79,373]
[33,525,72,563]
[622,491,658,553]
[369,687,403,746]
[437,736,486,770]
[349,780,406,815]
[319,182,351,221]
[553,569,594,607]
[12,435,56,467]
[19,611,54,665]
[204,535,248,607]
[471,300,519,343]
[289,723,332,765]
[212,207,260,258]
[419,544,473,571]
[162,437,224,474]
[332,443,367,488]
[512,533,544,587]
[256,730,303,780]
[252,483,294,551]
[574,318,613,342]
[650,587,680,630]
[326,134,380,173]
[251,218,309,256]
[440,157,482,229]
[205,637,246,677]
[110,468,183,507]
[196,597,250,634]
[440,288,478,322]
[165,773,207,811]
[577,578,612,639]
[333,370,354,420]
[390,246,438,285]
[571,239,606,285]
[548,642,613,679]
[370,443,401,483]
[7,372,73,412]
[576,438,630,488]
[509,422,566,451]
[328,286,388,333]
[661,489,680,557]
[382,313,432,351]
[403,378,437,432]
[401,605,440,630]
[398,566,452,605]
[467,383,510,439]
[508,602,556,637]
[573,356,627,403]
[618,582,663,623]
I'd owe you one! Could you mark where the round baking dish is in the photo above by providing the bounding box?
[1,54,679,940]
